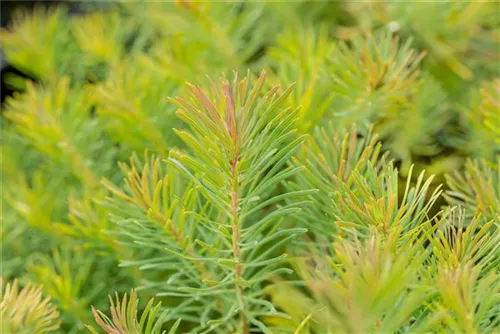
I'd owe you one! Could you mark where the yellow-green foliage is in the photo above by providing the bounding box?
[0,2,498,333]
[1,279,61,333]
[87,289,180,334]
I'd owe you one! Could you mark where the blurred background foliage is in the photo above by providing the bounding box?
[0,1,499,333]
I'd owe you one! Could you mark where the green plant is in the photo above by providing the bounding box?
[1,2,499,334]
[1,279,61,333]
[87,289,180,334]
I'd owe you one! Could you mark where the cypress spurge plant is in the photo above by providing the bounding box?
[97,72,313,333]
[445,157,500,223]
[166,71,312,332]
[1,279,61,333]
[87,290,180,334]
[1,2,499,334]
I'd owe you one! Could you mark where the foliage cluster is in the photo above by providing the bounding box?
[0,1,499,333]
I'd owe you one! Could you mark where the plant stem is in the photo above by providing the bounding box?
[225,80,249,334]
[230,157,249,334]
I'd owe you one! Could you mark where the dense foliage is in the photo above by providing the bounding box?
[1,2,499,333]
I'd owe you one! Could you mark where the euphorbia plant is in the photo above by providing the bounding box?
[1,2,498,333]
